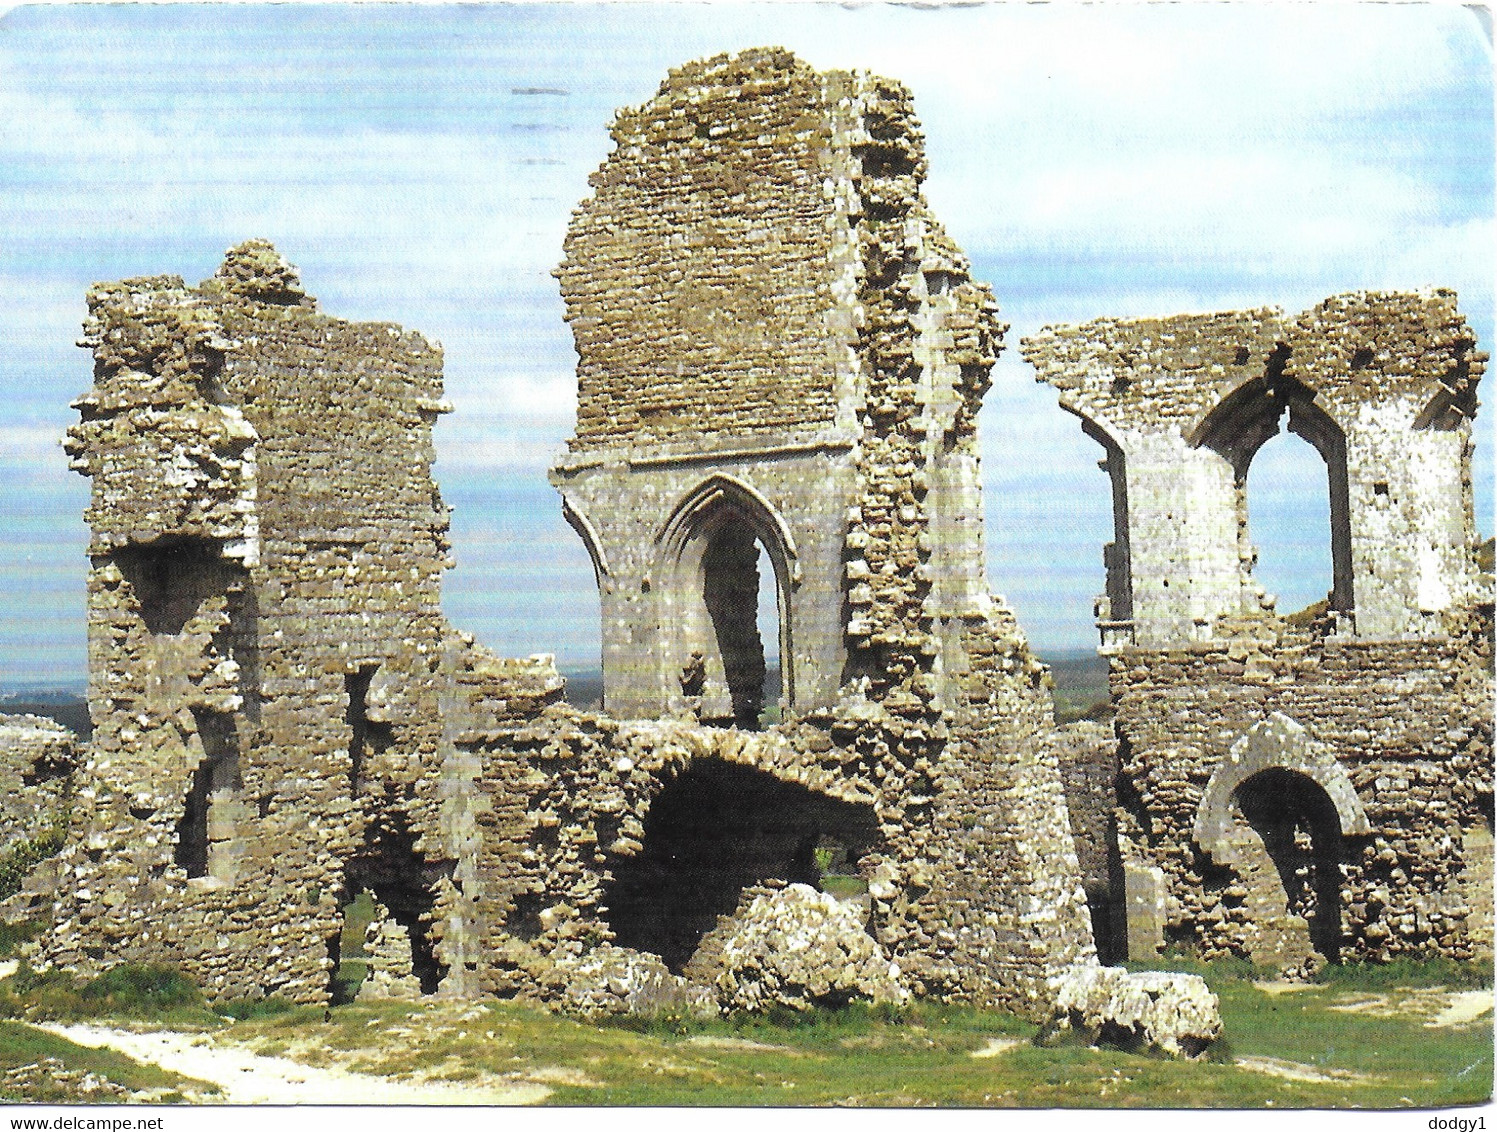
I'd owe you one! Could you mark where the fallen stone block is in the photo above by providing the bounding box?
[685,882,909,1013]
[1047,964,1222,1058]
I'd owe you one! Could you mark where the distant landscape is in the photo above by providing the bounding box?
[1,649,1111,739]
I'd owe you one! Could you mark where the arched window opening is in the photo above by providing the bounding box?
[1246,429,1333,620]
[756,537,783,725]
[661,476,795,730]
[1230,768,1343,964]
[1195,372,1352,622]
[700,524,771,728]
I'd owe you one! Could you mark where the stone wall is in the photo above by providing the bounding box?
[549,48,1098,1017]
[49,241,558,1001]
[1109,620,1493,965]
[39,49,1236,1027]
[1024,292,1484,647]
[1027,291,1493,969]
[556,49,847,450]
[0,716,75,850]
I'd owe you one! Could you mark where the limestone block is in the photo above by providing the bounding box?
[1048,964,1222,1058]
[684,883,908,1013]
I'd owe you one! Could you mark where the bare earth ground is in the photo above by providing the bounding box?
[38,1022,551,1105]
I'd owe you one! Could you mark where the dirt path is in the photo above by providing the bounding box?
[39,1023,551,1105]
[1429,990,1495,1028]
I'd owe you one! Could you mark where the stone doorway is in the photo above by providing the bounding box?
[1227,768,1344,966]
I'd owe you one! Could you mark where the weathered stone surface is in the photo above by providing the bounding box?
[684,882,908,1012]
[1049,965,1222,1058]
[548,46,1097,1019]
[1027,291,1493,970]
[48,241,563,1003]
[45,41,1478,1036]
[0,714,75,853]
[535,943,716,1019]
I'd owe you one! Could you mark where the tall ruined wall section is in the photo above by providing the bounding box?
[826,69,1093,1006]
[550,49,1097,1018]
[1027,292,1493,968]
[557,50,847,448]
[49,242,554,1001]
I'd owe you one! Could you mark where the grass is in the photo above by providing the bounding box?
[210,959,1494,1108]
[0,956,1486,1107]
[0,962,219,1026]
[330,889,376,1004]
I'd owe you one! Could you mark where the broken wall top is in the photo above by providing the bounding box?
[557,47,995,455]
[66,242,448,558]
[1022,289,1485,440]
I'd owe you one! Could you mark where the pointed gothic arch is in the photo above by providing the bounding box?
[654,474,799,726]
[1191,364,1353,618]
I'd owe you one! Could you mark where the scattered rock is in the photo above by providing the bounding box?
[684,883,909,1013]
[1047,964,1222,1058]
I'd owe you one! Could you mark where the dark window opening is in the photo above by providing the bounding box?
[345,666,391,796]
[114,540,229,635]
[601,760,879,972]
[174,708,242,881]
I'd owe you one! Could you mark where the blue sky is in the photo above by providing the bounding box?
[0,2,1491,688]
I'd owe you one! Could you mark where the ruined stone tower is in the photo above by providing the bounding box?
[1026,293,1494,968]
[52,242,562,1000]
[548,48,1102,1011]
[552,48,997,725]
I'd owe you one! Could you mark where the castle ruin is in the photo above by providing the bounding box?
[1,47,1486,1040]
[1025,294,1493,970]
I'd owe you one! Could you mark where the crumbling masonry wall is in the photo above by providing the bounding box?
[550,48,1096,1016]
[50,242,557,1001]
[1026,293,1493,968]
[42,50,1230,1026]
[0,715,76,913]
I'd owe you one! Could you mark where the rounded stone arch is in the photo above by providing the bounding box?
[653,473,800,726]
[1193,711,1370,867]
[1189,366,1353,617]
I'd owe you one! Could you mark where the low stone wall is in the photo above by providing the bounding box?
[1111,613,1494,965]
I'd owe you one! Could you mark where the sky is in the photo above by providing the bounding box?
[0,1,1491,689]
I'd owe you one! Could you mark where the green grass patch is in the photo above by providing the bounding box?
[1312,956,1494,990]
[211,960,1490,1108]
[217,995,300,1022]
[0,962,220,1026]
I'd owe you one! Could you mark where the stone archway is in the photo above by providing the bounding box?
[654,474,799,727]
[1194,713,1368,966]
